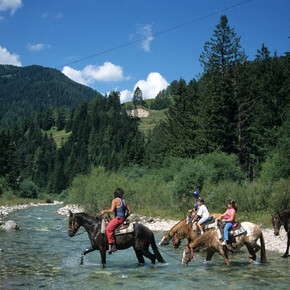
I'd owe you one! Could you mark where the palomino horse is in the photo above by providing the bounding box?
[159,213,221,248]
[68,211,165,267]
[181,222,267,266]
[271,208,290,258]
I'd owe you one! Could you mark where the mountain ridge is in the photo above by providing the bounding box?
[0,64,102,128]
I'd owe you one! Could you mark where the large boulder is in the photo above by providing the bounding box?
[0,220,20,230]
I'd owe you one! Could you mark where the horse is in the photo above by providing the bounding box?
[271,208,290,258]
[67,211,166,267]
[159,213,221,248]
[181,222,267,266]
[159,217,187,247]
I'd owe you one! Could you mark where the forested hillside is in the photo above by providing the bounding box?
[0,15,289,221]
[0,65,102,128]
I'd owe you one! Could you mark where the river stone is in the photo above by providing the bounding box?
[1,220,20,230]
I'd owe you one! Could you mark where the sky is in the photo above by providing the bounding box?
[0,0,289,103]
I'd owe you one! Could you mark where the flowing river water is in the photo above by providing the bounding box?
[0,205,289,289]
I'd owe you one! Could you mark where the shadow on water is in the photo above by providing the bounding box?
[0,205,289,289]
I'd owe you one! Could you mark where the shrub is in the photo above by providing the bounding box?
[18,179,39,198]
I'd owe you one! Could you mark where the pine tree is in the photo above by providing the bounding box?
[133,87,143,108]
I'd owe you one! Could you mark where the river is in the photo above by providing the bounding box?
[0,205,289,289]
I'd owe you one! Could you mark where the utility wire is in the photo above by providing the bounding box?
[56,0,253,69]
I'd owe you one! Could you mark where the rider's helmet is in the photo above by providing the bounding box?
[193,190,199,196]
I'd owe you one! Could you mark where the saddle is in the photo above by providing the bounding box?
[192,217,217,233]
[101,218,134,236]
[219,222,247,238]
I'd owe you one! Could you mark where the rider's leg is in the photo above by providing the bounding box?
[106,217,124,253]
[222,222,233,245]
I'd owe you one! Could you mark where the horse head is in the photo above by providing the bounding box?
[271,212,282,236]
[159,232,172,246]
[181,242,195,265]
[172,233,182,249]
[68,210,81,237]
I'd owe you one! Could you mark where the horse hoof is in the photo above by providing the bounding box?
[282,254,289,258]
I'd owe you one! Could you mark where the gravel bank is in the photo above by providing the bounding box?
[0,201,63,220]
[1,203,287,255]
[57,204,288,254]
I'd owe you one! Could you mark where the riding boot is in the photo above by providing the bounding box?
[108,244,113,254]
[111,243,117,252]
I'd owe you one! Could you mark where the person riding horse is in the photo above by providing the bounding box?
[187,190,201,223]
[100,188,132,254]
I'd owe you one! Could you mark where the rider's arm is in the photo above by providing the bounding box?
[100,199,116,215]
[226,210,236,223]
[219,210,227,220]
[125,201,132,216]
[191,208,200,223]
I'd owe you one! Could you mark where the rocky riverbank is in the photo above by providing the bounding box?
[57,204,287,255]
[0,201,63,230]
[1,203,287,255]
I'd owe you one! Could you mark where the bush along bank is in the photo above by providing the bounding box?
[65,154,290,227]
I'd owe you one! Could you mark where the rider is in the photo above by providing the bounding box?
[187,190,201,223]
[190,198,210,235]
[219,199,237,246]
[100,188,132,254]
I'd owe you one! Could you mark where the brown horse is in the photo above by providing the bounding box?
[271,208,290,258]
[68,211,166,267]
[181,222,267,266]
[159,213,221,248]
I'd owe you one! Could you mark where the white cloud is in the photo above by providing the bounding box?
[41,11,63,19]
[138,24,153,52]
[120,72,169,103]
[0,44,21,66]
[120,89,132,103]
[62,62,129,85]
[0,0,22,15]
[62,66,88,85]
[27,43,51,52]
[134,72,169,99]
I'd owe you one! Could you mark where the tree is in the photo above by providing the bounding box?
[197,15,246,154]
[133,87,143,108]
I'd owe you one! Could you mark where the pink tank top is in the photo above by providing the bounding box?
[225,208,236,223]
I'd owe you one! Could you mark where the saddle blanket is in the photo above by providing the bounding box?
[229,225,247,237]
[192,218,217,232]
[101,219,134,235]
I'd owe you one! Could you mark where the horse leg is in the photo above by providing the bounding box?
[80,246,95,266]
[134,248,145,265]
[141,249,156,265]
[205,249,215,262]
[100,248,107,267]
[282,230,290,258]
[219,247,230,266]
[245,242,256,263]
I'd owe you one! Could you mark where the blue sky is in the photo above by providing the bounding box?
[0,0,289,102]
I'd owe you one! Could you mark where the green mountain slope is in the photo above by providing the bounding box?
[0,65,102,128]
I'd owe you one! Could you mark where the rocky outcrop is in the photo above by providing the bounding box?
[127,108,149,118]
[0,220,20,230]
[56,204,85,216]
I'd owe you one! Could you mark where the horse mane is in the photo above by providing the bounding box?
[170,218,186,235]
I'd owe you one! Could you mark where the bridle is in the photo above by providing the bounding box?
[182,246,195,263]
[68,217,79,236]
[272,215,281,231]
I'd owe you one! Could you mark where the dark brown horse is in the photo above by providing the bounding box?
[68,211,166,267]
[271,208,290,258]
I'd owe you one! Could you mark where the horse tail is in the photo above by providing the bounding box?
[151,237,166,263]
[260,232,267,263]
